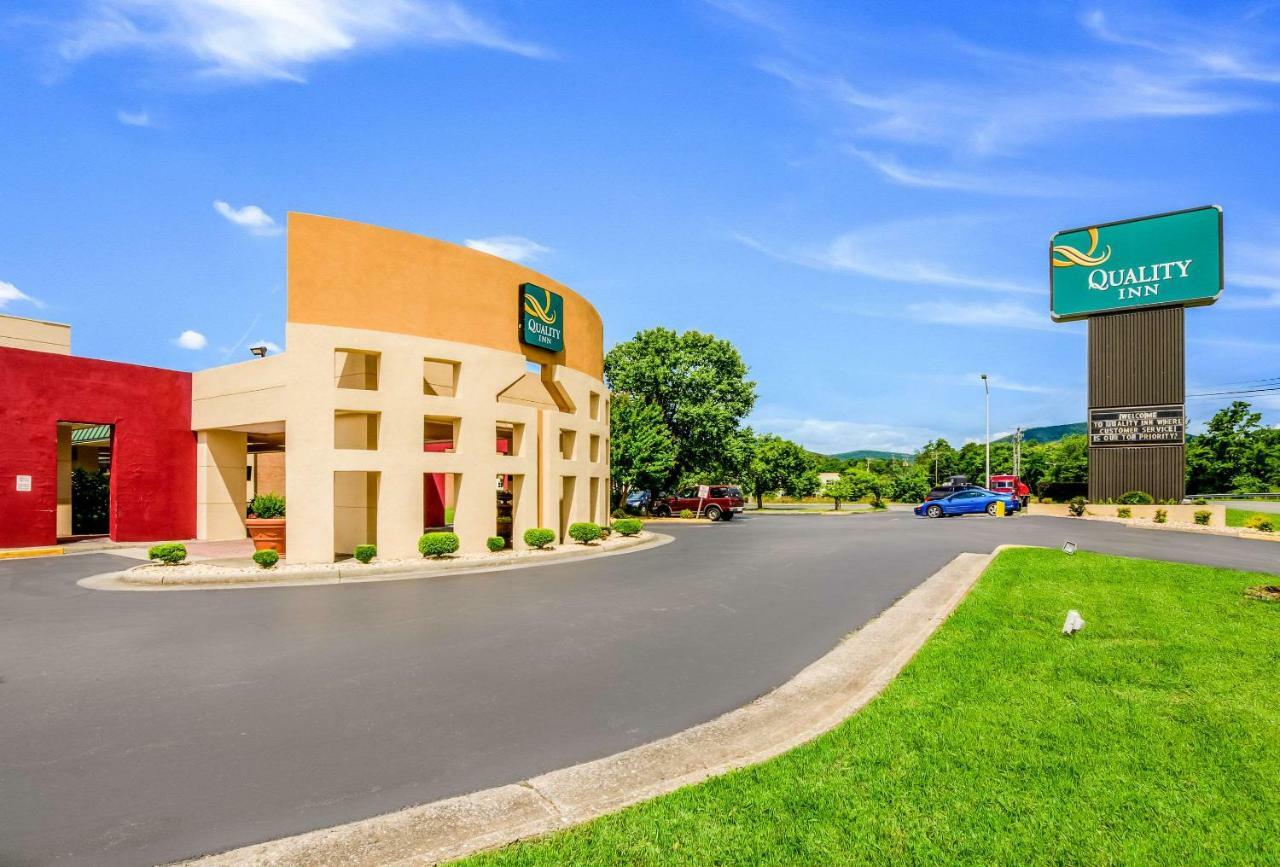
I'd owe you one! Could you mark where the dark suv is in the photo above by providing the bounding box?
[650,485,745,520]
[924,475,978,502]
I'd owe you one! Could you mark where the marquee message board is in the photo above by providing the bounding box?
[1088,405,1185,447]
[519,283,564,352]
[1050,206,1222,322]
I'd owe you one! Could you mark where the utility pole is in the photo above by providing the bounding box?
[980,373,990,489]
[1013,427,1022,478]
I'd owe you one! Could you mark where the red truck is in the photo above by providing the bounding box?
[989,474,1031,507]
[650,485,745,520]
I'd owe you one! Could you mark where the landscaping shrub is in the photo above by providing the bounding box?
[1117,490,1155,505]
[611,508,628,519]
[1116,507,1132,519]
[523,528,556,549]
[147,542,187,565]
[568,522,602,544]
[1068,496,1087,517]
[418,531,460,558]
[1195,510,1212,526]
[353,544,376,564]
[486,536,505,552]
[598,526,612,538]
[613,518,644,536]
[249,492,286,519]
[1193,498,1209,506]
[679,509,695,519]
[252,549,279,569]
[1246,514,1276,533]
[1154,508,1168,524]
[71,467,110,535]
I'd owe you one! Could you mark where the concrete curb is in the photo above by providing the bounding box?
[1030,512,1280,543]
[177,548,995,866]
[80,533,672,592]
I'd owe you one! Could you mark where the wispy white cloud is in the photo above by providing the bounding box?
[0,280,43,309]
[844,146,1104,197]
[173,329,207,350]
[1082,8,1280,84]
[735,215,1038,294]
[213,200,281,237]
[750,412,937,455]
[58,0,552,83]
[116,108,153,126]
[464,235,552,263]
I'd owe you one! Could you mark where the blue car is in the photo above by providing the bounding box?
[914,488,1020,518]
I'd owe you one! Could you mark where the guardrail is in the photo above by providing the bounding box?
[1192,492,1280,501]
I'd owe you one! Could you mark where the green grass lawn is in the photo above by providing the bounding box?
[1226,507,1275,529]
[462,548,1280,865]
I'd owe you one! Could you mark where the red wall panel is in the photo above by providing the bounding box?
[0,346,195,548]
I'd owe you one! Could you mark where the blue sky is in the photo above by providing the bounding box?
[3,0,1279,453]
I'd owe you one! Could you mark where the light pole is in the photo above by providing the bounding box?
[980,373,990,488]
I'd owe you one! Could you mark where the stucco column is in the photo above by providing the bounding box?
[56,426,72,537]
[196,430,248,541]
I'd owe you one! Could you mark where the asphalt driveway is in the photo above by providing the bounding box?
[1,515,1276,866]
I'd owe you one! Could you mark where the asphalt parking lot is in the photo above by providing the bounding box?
[2,513,1276,866]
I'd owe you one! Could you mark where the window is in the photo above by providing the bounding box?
[334,411,379,450]
[423,358,460,397]
[559,429,577,461]
[425,417,460,453]
[334,349,379,390]
[496,422,524,456]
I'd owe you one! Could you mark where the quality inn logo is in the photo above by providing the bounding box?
[1051,227,1112,268]
[520,283,564,352]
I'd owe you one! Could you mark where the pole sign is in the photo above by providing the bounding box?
[1088,405,1185,447]
[519,283,564,352]
[1050,206,1222,322]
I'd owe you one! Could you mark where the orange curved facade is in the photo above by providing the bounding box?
[287,213,604,380]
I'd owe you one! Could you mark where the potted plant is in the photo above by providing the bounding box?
[246,492,286,554]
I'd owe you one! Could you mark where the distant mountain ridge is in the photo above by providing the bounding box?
[828,449,912,461]
[998,422,1086,444]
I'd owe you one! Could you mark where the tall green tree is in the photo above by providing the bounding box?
[1187,401,1266,493]
[605,328,757,488]
[608,393,677,506]
[741,434,819,509]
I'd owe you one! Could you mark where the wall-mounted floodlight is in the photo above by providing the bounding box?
[1062,540,1077,555]
[249,344,269,358]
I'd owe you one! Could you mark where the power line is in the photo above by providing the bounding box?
[1187,384,1280,398]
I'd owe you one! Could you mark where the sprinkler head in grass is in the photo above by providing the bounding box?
[1062,540,1077,555]
[1062,609,1086,635]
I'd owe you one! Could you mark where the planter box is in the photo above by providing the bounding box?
[1026,503,1224,526]
[245,517,286,555]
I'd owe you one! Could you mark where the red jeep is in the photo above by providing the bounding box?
[650,485,745,521]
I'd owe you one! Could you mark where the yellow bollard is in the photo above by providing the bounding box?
[994,499,1006,517]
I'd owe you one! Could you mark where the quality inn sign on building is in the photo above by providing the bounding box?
[1050,205,1222,322]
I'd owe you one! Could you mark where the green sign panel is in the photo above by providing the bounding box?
[520,283,564,352]
[1050,206,1222,322]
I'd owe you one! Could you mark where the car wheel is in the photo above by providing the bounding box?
[926,504,943,518]
[654,506,671,518]
[986,503,999,516]
[705,505,722,521]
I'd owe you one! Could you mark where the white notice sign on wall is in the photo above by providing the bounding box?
[16,475,32,492]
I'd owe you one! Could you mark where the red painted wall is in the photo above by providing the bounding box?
[0,346,195,548]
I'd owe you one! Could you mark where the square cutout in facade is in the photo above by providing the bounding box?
[496,422,524,456]
[589,391,601,420]
[334,349,380,390]
[589,433,601,463]
[559,429,577,461]
[424,358,460,397]
[425,416,460,453]
[335,411,379,450]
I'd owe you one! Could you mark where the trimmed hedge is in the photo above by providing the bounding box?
[252,549,279,569]
[419,532,460,558]
[1194,510,1211,526]
[568,522,602,544]
[524,528,556,549]
[354,544,376,564]
[486,536,506,552]
[679,509,695,519]
[147,542,187,565]
[1117,490,1155,505]
[613,518,644,536]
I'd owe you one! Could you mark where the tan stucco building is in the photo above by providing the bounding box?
[191,213,610,563]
